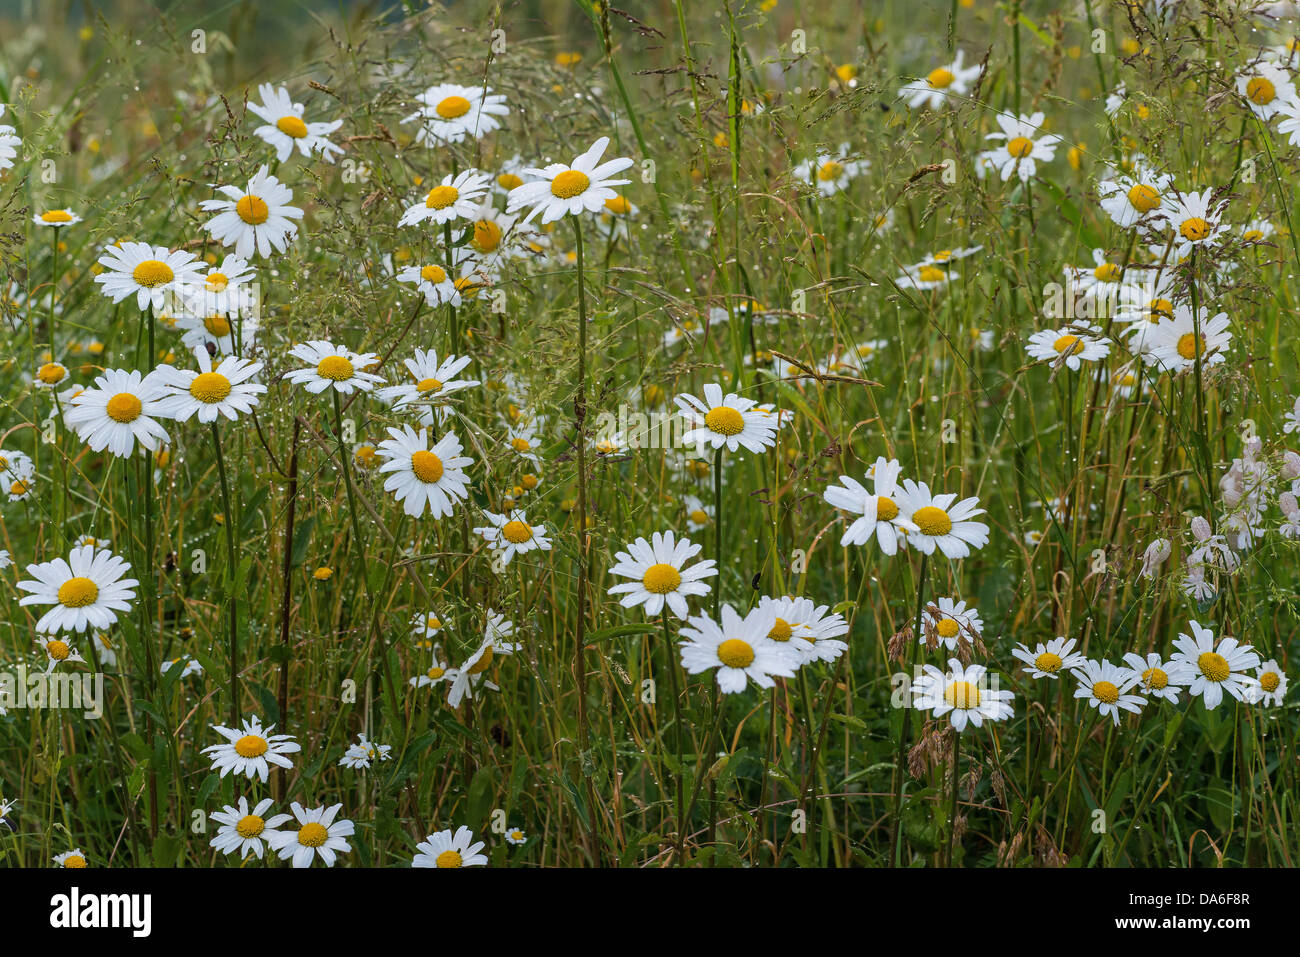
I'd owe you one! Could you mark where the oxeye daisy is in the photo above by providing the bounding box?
[200,165,304,259]
[505,827,528,846]
[182,255,258,318]
[375,349,479,425]
[678,603,798,694]
[894,260,951,291]
[911,658,1014,731]
[17,545,138,634]
[7,474,35,502]
[247,82,344,163]
[267,803,354,868]
[0,449,34,485]
[675,383,779,454]
[1097,162,1175,230]
[410,655,457,689]
[209,797,292,861]
[1144,305,1232,374]
[606,530,717,619]
[339,733,392,770]
[152,351,266,423]
[201,715,301,782]
[1071,658,1147,724]
[447,617,518,708]
[1250,659,1288,707]
[921,597,983,652]
[898,49,981,109]
[412,826,489,867]
[1025,323,1111,371]
[756,594,850,665]
[1157,189,1229,259]
[1273,96,1300,147]
[0,107,20,172]
[403,83,509,145]
[396,261,459,307]
[979,111,1061,183]
[36,635,85,672]
[33,208,81,228]
[160,655,203,678]
[374,424,474,519]
[94,241,203,312]
[53,849,89,869]
[283,340,384,395]
[409,611,446,645]
[1121,651,1190,704]
[895,480,990,559]
[1012,636,1087,680]
[64,368,171,458]
[1235,61,1297,119]
[792,142,866,196]
[34,360,70,389]
[503,424,543,463]
[473,509,551,565]
[174,310,254,358]
[683,494,713,530]
[1169,619,1260,710]
[823,456,917,555]
[399,169,492,227]
[505,136,634,225]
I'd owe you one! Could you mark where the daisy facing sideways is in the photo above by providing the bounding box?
[824,456,917,555]
[201,715,301,782]
[374,424,474,519]
[911,658,1014,731]
[200,165,303,259]
[64,368,171,458]
[1012,636,1087,680]
[895,480,990,559]
[375,349,479,425]
[756,594,850,665]
[17,545,139,634]
[1169,619,1260,710]
[267,803,354,868]
[1071,658,1147,725]
[675,383,780,454]
[248,82,344,163]
[506,136,633,225]
[283,340,384,395]
[413,826,489,867]
[678,603,799,694]
[606,530,717,619]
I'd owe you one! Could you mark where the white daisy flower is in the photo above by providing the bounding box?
[34,360,70,389]
[1097,162,1175,230]
[399,169,493,227]
[678,603,799,694]
[1235,61,1297,119]
[922,597,983,651]
[792,142,866,195]
[396,261,460,307]
[675,382,780,454]
[757,594,850,665]
[1121,651,1192,704]
[504,827,527,846]
[1144,304,1232,375]
[505,136,634,225]
[283,340,384,395]
[979,111,1061,183]
[1071,658,1147,724]
[64,367,171,458]
[0,106,20,173]
[898,49,982,109]
[606,530,717,619]
[1012,636,1087,679]
[912,658,1014,731]
[53,849,89,869]
[403,83,509,145]
[201,716,301,782]
[447,618,519,708]
[248,82,344,163]
[1025,323,1111,371]
[17,545,138,634]
[895,480,990,559]
[267,803,354,868]
[1156,189,1229,260]
[36,635,85,672]
[374,424,473,519]
[200,165,304,259]
[152,352,266,423]
[160,656,203,678]
[181,255,259,319]
[375,349,478,425]
[473,510,552,566]
[94,241,203,312]
[412,825,489,867]
[339,733,392,769]
[823,456,917,555]
[209,797,293,860]
[33,209,81,228]
[1169,619,1260,710]
[1250,659,1288,707]
[410,656,457,689]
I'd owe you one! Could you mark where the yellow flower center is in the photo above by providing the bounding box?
[63,855,87,868]
[472,219,503,253]
[817,160,844,182]
[912,505,953,537]
[642,563,682,594]
[1035,652,1063,673]
[1179,217,1212,242]
[918,265,946,283]
[205,272,230,292]
[416,377,443,395]
[236,194,269,225]
[945,681,981,708]
[435,849,463,867]
[768,618,793,642]
[510,437,531,453]
[689,508,709,524]
[276,115,309,138]
[498,172,524,190]
[234,734,269,758]
[876,496,900,521]
[190,371,232,403]
[46,640,70,661]
[10,479,30,496]
[1246,76,1276,105]
[1006,136,1034,159]
[425,185,460,210]
[1053,334,1083,356]
[314,567,333,580]
[1093,680,1120,704]
[297,822,329,847]
[1142,667,1168,690]
[132,259,174,288]
[1176,332,1203,360]
[717,638,755,668]
[420,264,448,284]
[316,355,355,381]
[37,362,66,384]
[604,196,631,214]
[502,520,532,544]
[1093,262,1122,283]
[1261,671,1280,693]
[936,617,960,639]
[41,210,74,223]
[550,169,591,199]
[411,450,445,483]
[57,577,99,608]
[1149,298,1173,320]
[704,406,745,436]
[1127,183,1161,212]
[426,666,445,680]
[236,814,265,838]
[105,392,143,423]
[1198,651,1230,683]
[927,67,955,88]
[435,95,472,119]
